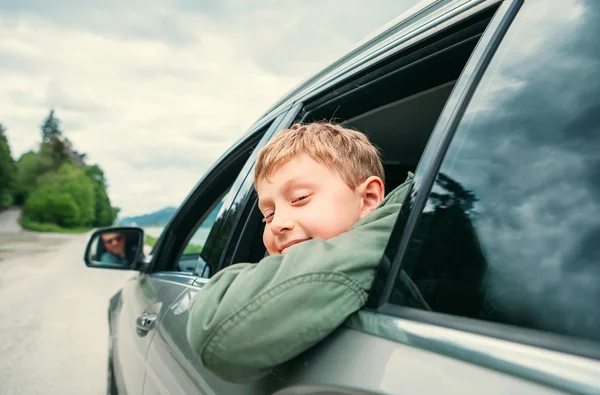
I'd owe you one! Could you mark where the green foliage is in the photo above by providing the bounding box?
[2,110,120,231]
[183,243,203,254]
[85,165,117,227]
[26,163,96,227]
[145,234,158,247]
[144,234,202,254]
[93,186,116,226]
[38,110,70,173]
[20,217,91,233]
[41,110,62,143]
[13,151,41,205]
[0,123,16,210]
[38,140,66,173]
[85,164,107,188]
[24,187,81,227]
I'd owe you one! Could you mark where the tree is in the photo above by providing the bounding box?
[17,109,118,229]
[25,163,96,227]
[38,110,75,173]
[41,110,62,143]
[0,123,17,209]
[85,164,117,226]
[25,187,80,227]
[84,164,107,188]
[13,151,42,205]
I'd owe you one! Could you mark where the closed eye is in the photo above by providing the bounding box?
[292,195,309,204]
[262,212,274,223]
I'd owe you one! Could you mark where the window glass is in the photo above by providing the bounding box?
[390,0,600,344]
[176,196,227,273]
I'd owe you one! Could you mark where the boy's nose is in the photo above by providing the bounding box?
[270,215,294,236]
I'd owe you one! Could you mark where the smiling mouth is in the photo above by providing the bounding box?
[280,239,309,253]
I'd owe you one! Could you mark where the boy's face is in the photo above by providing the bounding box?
[256,154,370,255]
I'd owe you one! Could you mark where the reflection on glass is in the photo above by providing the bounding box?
[394,0,600,344]
[89,229,141,266]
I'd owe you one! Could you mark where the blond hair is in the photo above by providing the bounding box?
[254,122,384,188]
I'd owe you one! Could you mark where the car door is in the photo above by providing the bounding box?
[111,271,188,395]
[141,105,301,395]
[110,163,245,395]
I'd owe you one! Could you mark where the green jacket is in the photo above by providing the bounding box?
[186,173,414,383]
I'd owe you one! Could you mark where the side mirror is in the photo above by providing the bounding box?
[84,227,144,270]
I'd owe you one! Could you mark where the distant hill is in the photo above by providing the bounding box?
[118,207,177,227]
[118,201,224,228]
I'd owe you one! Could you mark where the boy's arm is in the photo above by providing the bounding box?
[186,177,412,383]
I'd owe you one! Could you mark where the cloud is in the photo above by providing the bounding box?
[0,1,421,216]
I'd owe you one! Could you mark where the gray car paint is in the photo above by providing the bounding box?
[347,311,600,395]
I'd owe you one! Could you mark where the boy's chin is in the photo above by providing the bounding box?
[266,247,290,255]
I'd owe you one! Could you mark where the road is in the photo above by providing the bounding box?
[0,209,132,394]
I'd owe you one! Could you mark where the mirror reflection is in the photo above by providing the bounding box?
[88,229,141,266]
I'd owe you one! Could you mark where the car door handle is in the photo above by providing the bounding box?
[136,313,157,336]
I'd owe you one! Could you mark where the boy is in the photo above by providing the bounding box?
[186,122,413,383]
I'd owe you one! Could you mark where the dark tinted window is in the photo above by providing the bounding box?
[391,0,600,344]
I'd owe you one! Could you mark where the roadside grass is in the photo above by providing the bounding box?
[144,234,202,254]
[183,244,203,254]
[145,234,158,247]
[20,217,92,234]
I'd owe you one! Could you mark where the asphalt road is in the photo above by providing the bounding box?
[0,209,132,394]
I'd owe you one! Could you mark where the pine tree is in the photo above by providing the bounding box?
[39,110,71,172]
[0,123,17,209]
[41,110,62,143]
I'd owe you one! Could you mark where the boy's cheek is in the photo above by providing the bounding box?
[262,231,280,255]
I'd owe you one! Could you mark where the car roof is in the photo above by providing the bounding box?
[246,0,489,131]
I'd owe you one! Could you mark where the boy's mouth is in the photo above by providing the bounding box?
[280,238,310,254]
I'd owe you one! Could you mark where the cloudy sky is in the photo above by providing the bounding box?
[0,0,420,217]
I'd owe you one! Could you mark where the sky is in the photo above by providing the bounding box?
[0,0,421,217]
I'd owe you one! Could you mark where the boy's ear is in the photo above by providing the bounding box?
[358,176,385,219]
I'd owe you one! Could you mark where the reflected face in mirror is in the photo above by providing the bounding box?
[101,232,126,259]
[87,228,142,267]
[95,231,135,265]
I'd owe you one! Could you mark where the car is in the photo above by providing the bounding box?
[84,0,600,393]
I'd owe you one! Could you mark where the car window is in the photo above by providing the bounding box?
[388,0,600,345]
[176,194,228,274]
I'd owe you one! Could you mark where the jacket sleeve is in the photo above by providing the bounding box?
[186,178,411,383]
